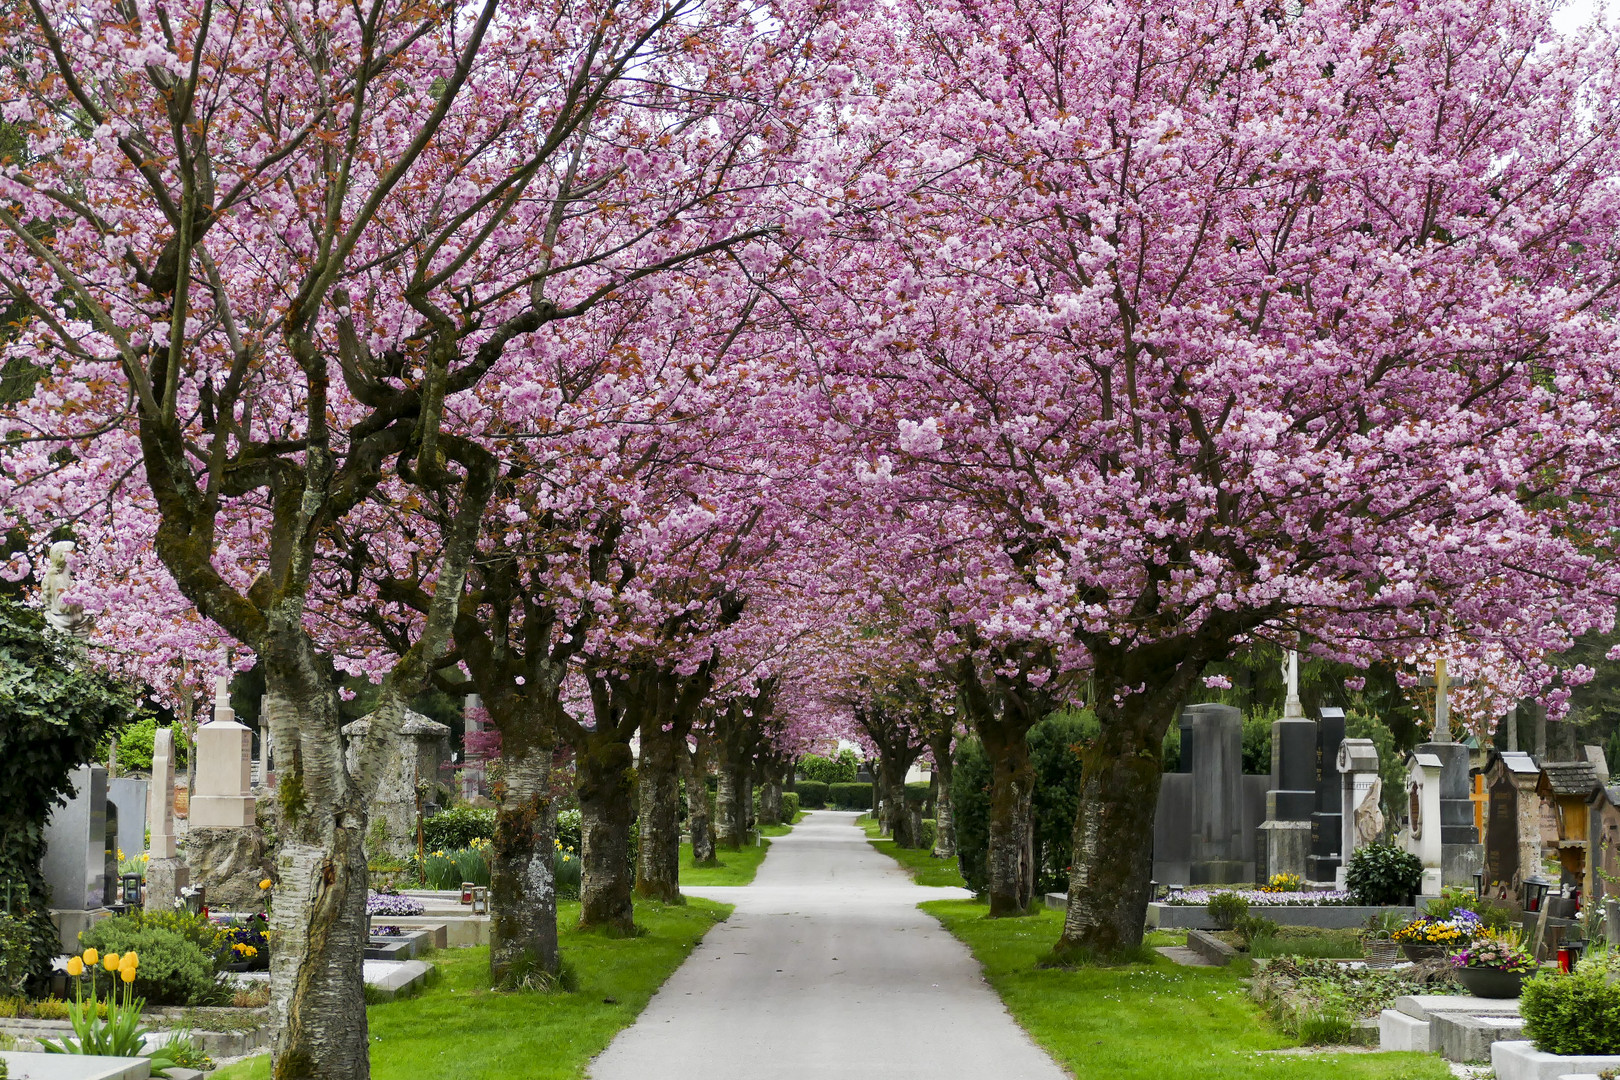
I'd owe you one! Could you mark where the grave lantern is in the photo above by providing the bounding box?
[183,884,207,916]
[471,887,489,915]
[1149,880,1163,902]
[119,873,143,907]
[1521,876,1552,914]
[460,882,475,905]
[1472,870,1485,899]
[1167,884,1185,901]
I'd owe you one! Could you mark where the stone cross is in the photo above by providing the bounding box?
[1282,650,1304,720]
[1433,656,1452,744]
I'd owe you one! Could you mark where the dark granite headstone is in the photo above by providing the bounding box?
[1185,703,1252,883]
[1484,774,1518,887]
[1308,708,1346,881]
[1268,718,1318,821]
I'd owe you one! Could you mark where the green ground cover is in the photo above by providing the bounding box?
[679,811,801,886]
[210,898,730,1080]
[859,815,968,888]
[922,900,1450,1080]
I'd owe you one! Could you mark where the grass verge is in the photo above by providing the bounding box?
[921,900,1450,1080]
[859,815,967,888]
[680,811,801,885]
[209,897,729,1080]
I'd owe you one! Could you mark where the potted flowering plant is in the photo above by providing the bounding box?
[1449,930,1537,998]
[1392,910,1481,960]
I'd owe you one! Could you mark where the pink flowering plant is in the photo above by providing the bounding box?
[1449,930,1536,974]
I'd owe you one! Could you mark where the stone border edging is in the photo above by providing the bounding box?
[1185,929,1237,966]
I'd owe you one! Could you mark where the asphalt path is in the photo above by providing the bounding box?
[588,809,1067,1080]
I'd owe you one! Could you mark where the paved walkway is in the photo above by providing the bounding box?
[589,810,1066,1080]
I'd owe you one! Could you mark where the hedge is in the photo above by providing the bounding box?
[828,782,873,810]
[781,792,801,820]
[422,805,496,851]
[794,780,829,809]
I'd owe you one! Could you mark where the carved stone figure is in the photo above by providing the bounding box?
[43,540,91,635]
[1355,776,1385,847]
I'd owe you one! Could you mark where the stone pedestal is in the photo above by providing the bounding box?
[182,826,268,910]
[1308,708,1346,882]
[144,857,189,913]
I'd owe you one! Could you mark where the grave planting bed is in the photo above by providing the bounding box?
[1146,901,1416,930]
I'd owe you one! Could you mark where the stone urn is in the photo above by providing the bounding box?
[1453,966,1524,999]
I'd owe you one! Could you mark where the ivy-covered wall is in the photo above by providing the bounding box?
[0,599,131,988]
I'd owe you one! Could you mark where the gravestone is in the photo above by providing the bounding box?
[1335,737,1380,888]
[190,678,255,828]
[144,727,189,912]
[1481,751,1540,897]
[343,710,452,862]
[459,694,487,800]
[183,680,268,909]
[1184,703,1252,884]
[1589,783,1619,907]
[1308,707,1346,883]
[1404,751,1445,894]
[41,764,111,948]
[1262,717,1316,882]
[105,777,148,868]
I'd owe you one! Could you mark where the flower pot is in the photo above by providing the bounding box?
[1401,943,1445,961]
[1453,966,1524,999]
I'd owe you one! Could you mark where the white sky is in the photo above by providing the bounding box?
[1552,0,1607,33]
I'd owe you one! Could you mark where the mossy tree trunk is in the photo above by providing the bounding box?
[489,733,558,985]
[685,731,717,865]
[576,727,637,932]
[1054,649,1215,958]
[636,720,684,902]
[928,725,957,858]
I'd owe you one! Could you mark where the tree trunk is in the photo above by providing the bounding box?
[264,649,371,1080]
[981,719,1035,916]
[932,753,956,858]
[576,731,636,933]
[635,722,683,903]
[715,757,750,849]
[1055,715,1163,958]
[759,774,783,827]
[685,738,716,865]
[489,738,558,986]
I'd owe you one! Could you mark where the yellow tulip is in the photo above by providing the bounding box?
[122,950,138,967]
[259,878,273,890]
[82,948,98,966]
[66,956,84,977]
[119,965,136,984]
[103,952,121,971]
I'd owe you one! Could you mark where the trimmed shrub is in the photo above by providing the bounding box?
[77,919,224,1006]
[422,805,495,851]
[1207,891,1250,931]
[794,781,829,809]
[828,782,873,810]
[781,792,801,820]
[951,738,991,893]
[1345,841,1424,905]
[903,781,932,807]
[799,750,858,784]
[110,715,188,773]
[1521,952,1620,1055]
[919,818,938,851]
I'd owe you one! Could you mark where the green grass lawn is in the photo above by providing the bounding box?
[678,812,801,885]
[209,898,729,1080]
[922,900,1450,1080]
[858,815,968,888]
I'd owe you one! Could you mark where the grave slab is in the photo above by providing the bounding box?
[0,1051,150,1079]
[1493,1041,1620,1080]
[1378,1009,1428,1052]
[1432,1013,1526,1063]
[1394,994,1522,1021]
[362,959,432,1000]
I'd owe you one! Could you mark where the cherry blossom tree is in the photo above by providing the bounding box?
[0,0,831,1070]
[799,0,1620,952]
